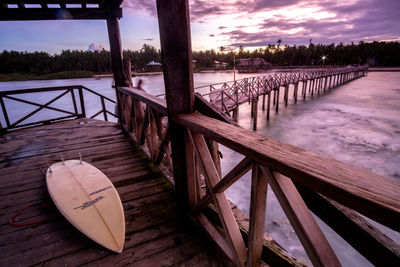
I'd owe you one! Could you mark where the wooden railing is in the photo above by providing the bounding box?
[117,85,400,267]
[117,86,173,178]
[201,65,368,115]
[0,85,117,131]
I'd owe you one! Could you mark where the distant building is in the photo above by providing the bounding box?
[214,60,221,70]
[221,62,229,69]
[237,58,272,73]
[214,61,229,70]
[145,61,162,72]
[192,59,197,69]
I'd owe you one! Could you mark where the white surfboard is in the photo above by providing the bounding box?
[46,159,125,253]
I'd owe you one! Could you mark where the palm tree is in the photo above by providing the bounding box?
[277,39,282,50]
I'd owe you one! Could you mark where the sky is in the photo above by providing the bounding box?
[0,0,399,53]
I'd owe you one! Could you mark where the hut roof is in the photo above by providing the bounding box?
[147,61,162,66]
[237,58,271,66]
[0,0,124,20]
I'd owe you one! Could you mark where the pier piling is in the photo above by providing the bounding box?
[203,66,368,130]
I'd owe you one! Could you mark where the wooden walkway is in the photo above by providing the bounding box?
[202,66,368,116]
[0,118,230,266]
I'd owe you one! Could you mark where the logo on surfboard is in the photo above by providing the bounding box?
[73,186,112,210]
[74,196,105,210]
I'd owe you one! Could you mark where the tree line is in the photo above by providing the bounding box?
[0,41,399,76]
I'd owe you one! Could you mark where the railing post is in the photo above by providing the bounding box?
[101,97,108,121]
[267,91,271,120]
[70,89,78,117]
[107,15,130,88]
[248,164,268,267]
[156,0,195,214]
[78,87,86,118]
[0,95,11,128]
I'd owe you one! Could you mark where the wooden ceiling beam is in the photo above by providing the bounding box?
[2,1,103,4]
[0,7,122,20]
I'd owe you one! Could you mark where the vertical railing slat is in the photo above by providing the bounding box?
[248,164,268,267]
[78,86,86,118]
[70,88,78,117]
[0,96,11,128]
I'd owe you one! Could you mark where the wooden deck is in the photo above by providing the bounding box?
[0,118,230,266]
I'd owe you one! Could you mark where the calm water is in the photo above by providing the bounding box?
[1,71,399,266]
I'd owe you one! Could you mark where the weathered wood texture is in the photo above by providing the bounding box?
[107,16,130,88]
[0,0,122,21]
[0,119,230,266]
[202,66,368,117]
[174,113,400,232]
[0,86,117,131]
[119,84,400,266]
[156,0,195,213]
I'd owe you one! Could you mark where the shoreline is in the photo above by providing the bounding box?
[368,67,400,71]
[2,67,400,82]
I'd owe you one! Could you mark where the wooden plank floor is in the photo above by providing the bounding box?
[0,118,230,266]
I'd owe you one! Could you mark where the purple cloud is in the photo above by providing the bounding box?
[122,0,157,16]
[123,0,400,48]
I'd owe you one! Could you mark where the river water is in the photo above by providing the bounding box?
[1,71,399,266]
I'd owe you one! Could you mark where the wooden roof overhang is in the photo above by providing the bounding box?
[0,0,123,20]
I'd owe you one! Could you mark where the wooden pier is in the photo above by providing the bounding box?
[1,1,400,266]
[0,118,230,266]
[202,66,368,129]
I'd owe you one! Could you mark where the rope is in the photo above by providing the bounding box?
[9,202,56,227]
[9,161,57,227]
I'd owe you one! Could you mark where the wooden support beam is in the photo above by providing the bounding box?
[204,202,307,266]
[214,157,252,194]
[205,138,222,178]
[174,113,400,232]
[248,164,268,267]
[193,212,236,264]
[284,85,289,106]
[232,107,239,122]
[252,99,258,131]
[311,80,314,97]
[107,16,130,88]
[155,126,171,164]
[0,8,122,20]
[195,93,238,126]
[296,183,400,266]
[293,83,298,103]
[194,157,252,212]
[266,91,271,120]
[189,131,247,266]
[185,131,197,208]
[156,0,195,213]
[260,167,341,267]
[262,94,266,110]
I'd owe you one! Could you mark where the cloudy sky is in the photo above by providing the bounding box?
[0,0,399,53]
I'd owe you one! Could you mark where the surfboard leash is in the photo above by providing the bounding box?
[9,161,57,227]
